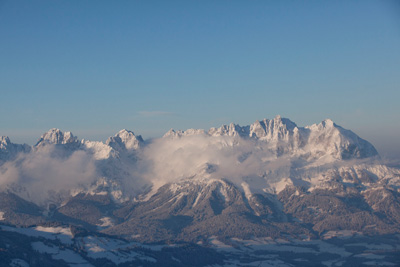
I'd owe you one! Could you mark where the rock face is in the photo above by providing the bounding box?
[0,116,398,246]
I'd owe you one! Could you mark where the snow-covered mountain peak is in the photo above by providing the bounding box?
[208,123,249,137]
[304,120,378,160]
[0,136,31,162]
[272,114,296,127]
[106,129,143,150]
[35,128,78,147]
[321,118,335,127]
[116,129,134,137]
[249,116,296,141]
[0,136,11,148]
[307,119,336,131]
[115,129,139,143]
[163,128,206,138]
[163,129,177,138]
[160,116,378,160]
[278,117,297,130]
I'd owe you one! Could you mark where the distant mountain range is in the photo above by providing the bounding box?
[1,116,399,266]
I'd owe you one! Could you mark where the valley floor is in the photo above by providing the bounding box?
[1,224,399,267]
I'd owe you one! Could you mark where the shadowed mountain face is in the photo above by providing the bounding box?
[0,116,398,246]
[104,179,312,243]
[0,192,45,227]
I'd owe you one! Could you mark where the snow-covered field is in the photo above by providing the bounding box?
[0,225,74,244]
[32,241,93,266]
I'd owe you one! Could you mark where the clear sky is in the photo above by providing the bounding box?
[0,1,399,159]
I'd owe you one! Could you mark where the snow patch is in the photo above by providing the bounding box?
[323,230,361,240]
[83,140,114,160]
[97,217,114,229]
[32,241,92,266]
[0,225,73,245]
[79,236,157,264]
[192,192,202,207]
[241,182,252,199]
[209,236,235,250]
[271,178,293,193]
[35,226,73,237]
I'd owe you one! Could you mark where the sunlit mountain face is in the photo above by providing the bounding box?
[1,116,399,266]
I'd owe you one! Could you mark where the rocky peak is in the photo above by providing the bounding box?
[208,123,249,137]
[163,129,178,138]
[305,119,378,160]
[106,129,143,150]
[307,119,336,132]
[0,136,11,149]
[321,118,335,128]
[0,136,31,161]
[249,115,297,141]
[35,128,78,147]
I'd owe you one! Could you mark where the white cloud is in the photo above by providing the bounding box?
[141,134,282,192]
[0,145,96,205]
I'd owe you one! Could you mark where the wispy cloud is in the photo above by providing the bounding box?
[138,111,174,117]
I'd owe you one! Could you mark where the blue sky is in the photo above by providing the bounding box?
[0,1,399,158]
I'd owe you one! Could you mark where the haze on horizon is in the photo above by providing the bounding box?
[0,1,399,160]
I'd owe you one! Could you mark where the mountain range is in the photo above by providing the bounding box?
[1,116,399,266]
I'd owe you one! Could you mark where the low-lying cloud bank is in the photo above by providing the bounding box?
[0,146,97,205]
